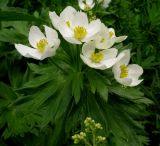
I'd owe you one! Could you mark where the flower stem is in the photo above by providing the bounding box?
[92,131,96,146]
[84,139,92,146]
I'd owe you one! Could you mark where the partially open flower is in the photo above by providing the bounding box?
[112,50,143,87]
[15,25,60,60]
[49,6,101,44]
[97,0,111,8]
[78,0,95,11]
[49,6,77,30]
[80,41,120,70]
[95,23,127,49]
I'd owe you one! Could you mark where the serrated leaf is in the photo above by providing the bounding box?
[109,85,153,105]
[70,72,83,103]
[0,82,17,100]
[0,29,27,43]
[86,70,108,102]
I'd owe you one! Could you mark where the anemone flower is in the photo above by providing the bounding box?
[95,23,127,49]
[80,41,122,70]
[112,49,143,86]
[15,25,60,60]
[78,0,95,11]
[49,6,101,44]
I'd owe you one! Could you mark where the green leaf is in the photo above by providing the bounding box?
[0,82,17,101]
[70,72,83,103]
[109,85,153,105]
[0,0,9,8]
[86,70,108,102]
[0,10,44,22]
[0,29,27,43]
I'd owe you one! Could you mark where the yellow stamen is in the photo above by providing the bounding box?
[120,64,128,78]
[100,37,105,43]
[90,52,104,63]
[109,31,114,38]
[66,21,71,28]
[36,39,48,53]
[74,26,87,40]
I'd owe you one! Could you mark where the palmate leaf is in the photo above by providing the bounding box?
[70,72,83,103]
[86,69,110,102]
[0,82,17,101]
[65,80,151,146]
[0,81,62,138]
[0,52,77,138]
[0,29,27,43]
[0,58,65,138]
[109,85,153,105]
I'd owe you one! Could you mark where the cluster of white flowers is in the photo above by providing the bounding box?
[15,1,143,87]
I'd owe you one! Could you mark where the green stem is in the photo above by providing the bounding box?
[92,131,96,146]
[83,139,92,146]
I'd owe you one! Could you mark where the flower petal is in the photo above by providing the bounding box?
[86,0,94,5]
[81,54,106,70]
[115,36,127,43]
[41,46,58,60]
[102,48,118,60]
[82,41,95,57]
[78,0,85,10]
[44,25,59,47]
[103,59,117,68]
[116,49,130,66]
[108,28,115,38]
[49,11,61,30]
[84,19,101,42]
[72,12,88,28]
[28,26,45,48]
[99,23,110,37]
[129,79,143,87]
[102,0,111,8]
[58,21,74,38]
[60,6,77,22]
[116,77,132,86]
[128,64,143,78]
[52,39,60,50]
[64,37,81,44]
[15,44,42,60]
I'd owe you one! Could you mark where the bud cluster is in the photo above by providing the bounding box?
[96,136,106,143]
[84,117,103,132]
[72,132,87,144]
[72,117,106,146]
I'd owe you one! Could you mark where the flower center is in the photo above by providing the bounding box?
[74,26,87,40]
[109,31,114,38]
[100,37,105,43]
[91,52,104,63]
[36,39,48,53]
[120,64,128,78]
[66,21,71,28]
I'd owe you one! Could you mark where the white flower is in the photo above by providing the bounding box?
[78,0,95,11]
[97,0,111,8]
[80,41,121,70]
[94,23,127,49]
[49,6,77,30]
[112,49,143,87]
[15,25,60,60]
[49,6,101,44]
